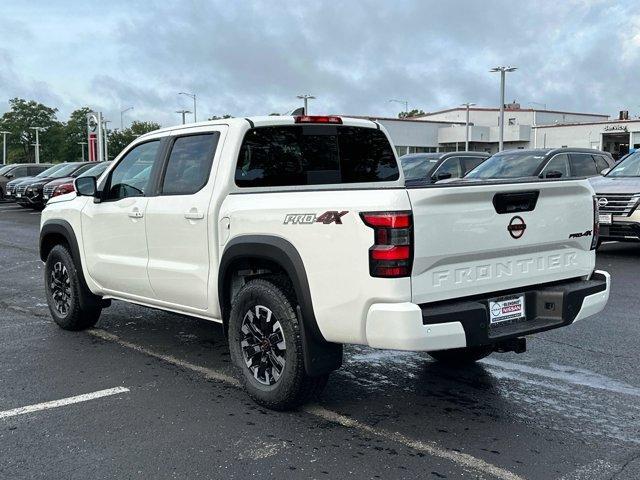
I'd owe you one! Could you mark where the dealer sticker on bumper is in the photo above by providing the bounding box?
[599,213,612,225]
[489,295,525,324]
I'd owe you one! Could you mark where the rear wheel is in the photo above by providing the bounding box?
[228,277,328,410]
[428,345,493,365]
[44,244,102,330]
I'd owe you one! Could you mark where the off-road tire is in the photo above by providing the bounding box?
[428,345,494,365]
[44,244,102,331]
[228,276,328,410]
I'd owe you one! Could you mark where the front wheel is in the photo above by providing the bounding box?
[428,345,493,365]
[228,277,328,410]
[44,244,102,330]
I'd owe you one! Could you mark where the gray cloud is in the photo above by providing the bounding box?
[1,0,637,125]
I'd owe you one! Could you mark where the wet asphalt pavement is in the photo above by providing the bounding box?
[1,200,639,480]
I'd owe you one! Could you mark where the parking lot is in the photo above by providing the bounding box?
[0,200,639,480]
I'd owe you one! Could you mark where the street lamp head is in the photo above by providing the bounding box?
[297,94,316,100]
[490,66,517,73]
[461,102,476,107]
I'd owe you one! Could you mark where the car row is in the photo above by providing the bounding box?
[3,161,110,208]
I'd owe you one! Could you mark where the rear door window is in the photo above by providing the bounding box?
[569,153,598,176]
[462,156,486,175]
[161,133,219,195]
[235,125,398,187]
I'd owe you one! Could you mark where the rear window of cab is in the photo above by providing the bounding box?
[235,125,399,187]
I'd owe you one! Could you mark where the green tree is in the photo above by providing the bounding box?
[107,120,162,159]
[0,98,62,163]
[398,109,426,119]
[59,107,92,162]
[208,114,233,120]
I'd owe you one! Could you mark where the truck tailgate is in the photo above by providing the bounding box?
[407,180,596,304]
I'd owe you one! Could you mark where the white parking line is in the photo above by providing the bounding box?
[0,387,130,419]
[87,329,523,480]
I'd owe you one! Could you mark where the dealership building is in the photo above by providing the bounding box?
[368,102,636,159]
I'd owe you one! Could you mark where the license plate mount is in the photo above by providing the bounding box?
[488,294,526,325]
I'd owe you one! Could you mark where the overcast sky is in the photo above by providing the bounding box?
[0,0,636,127]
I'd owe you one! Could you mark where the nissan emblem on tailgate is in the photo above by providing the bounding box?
[508,216,526,239]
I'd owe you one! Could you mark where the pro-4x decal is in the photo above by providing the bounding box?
[283,211,348,225]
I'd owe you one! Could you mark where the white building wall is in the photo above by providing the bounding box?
[376,119,447,153]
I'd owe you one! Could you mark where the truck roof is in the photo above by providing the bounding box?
[138,116,380,140]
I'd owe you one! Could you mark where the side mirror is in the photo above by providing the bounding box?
[436,171,453,181]
[74,176,97,197]
[545,170,563,179]
[601,168,611,176]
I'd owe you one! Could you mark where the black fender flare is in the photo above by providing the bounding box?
[40,219,102,309]
[219,235,342,376]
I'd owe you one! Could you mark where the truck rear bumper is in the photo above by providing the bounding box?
[364,271,610,351]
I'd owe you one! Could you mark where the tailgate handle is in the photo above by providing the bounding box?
[493,191,539,214]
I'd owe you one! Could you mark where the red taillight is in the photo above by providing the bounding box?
[361,211,413,278]
[591,195,599,250]
[294,115,343,124]
[52,183,75,198]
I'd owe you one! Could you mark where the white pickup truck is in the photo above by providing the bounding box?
[40,115,610,410]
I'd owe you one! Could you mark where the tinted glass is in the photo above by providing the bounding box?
[37,164,67,178]
[594,155,610,172]
[434,157,462,179]
[78,162,111,178]
[0,165,13,176]
[106,141,160,200]
[10,167,28,178]
[465,152,546,179]
[606,151,640,177]
[462,156,486,174]
[235,125,398,187]
[46,163,83,178]
[70,163,98,177]
[542,154,570,178]
[400,154,440,181]
[569,154,597,176]
[162,133,219,195]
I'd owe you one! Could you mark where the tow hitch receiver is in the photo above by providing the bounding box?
[494,337,526,354]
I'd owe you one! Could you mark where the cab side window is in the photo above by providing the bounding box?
[542,154,570,178]
[462,156,486,175]
[433,157,461,181]
[161,133,219,195]
[105,141,161,201]
[569,153,598,177]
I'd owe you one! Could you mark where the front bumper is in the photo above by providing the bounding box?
[365,271,610,351]
[600,221,640,242]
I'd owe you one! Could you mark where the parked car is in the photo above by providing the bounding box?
[43,161,112,202]
[590,151,640,244]
[0,163,52,200]
[464,148,614,181]
[17,162,94,208]
[40,115,609,410]
[400,152,490,183]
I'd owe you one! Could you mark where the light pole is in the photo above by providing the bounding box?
[30,127,44,164]
[0,131,9,164]
[78,141,87,161]
[176,109,191,125]
[389,99,409,117]
[179,92,197,122]
[120,106,134,130]
[490,66,517,151]
[103,120,111,161]
[296,94,316,115]
[461,102,476,151]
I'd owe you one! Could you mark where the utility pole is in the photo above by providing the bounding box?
[30,127,44,164]
[0,131,9,164]
[179,92,197,122]
[120,106,134,130]
[176,109,191,125]
[461,102,476,151]
[296,94,316,115]
[389,99,409,117]
[490,66,517,152]
[103,120,111,161]
[78,141,87,161]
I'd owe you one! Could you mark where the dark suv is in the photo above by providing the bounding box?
[18,162,95,208]
[0,163,52,200]
[464,148,614,180]
[400,152,490,183]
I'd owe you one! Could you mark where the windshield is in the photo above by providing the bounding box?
[47,163,82,178]
[400,155,440,181]
[36,164,66,178]
[465,151,546,179]
[78,162,111,178]
[0,165,14,176]
[606,151,640,177]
